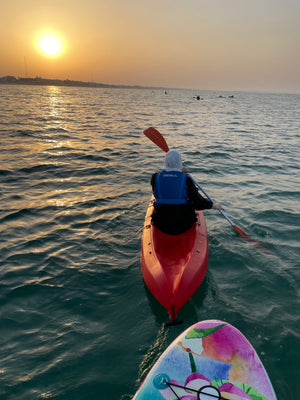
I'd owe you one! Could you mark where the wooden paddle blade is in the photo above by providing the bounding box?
[143,127,169,153]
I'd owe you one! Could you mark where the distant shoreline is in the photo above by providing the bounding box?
[0,75,158,90]
[1,76,298,95]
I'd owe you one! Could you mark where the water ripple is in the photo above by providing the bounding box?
[0,86,299,400]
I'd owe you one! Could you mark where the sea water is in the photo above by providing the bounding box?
[0,85,299,400]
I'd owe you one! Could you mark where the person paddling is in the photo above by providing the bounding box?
[151,150,222,235]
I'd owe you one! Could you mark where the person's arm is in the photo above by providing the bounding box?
[186,176,222,210]
[151,173,158,191]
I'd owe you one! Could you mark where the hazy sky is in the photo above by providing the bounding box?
[1,0,299,92]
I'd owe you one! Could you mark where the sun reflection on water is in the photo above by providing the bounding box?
[43,86,69,133]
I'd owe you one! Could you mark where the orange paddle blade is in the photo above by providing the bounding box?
[143,127,169,153]
[234,225,249,238]
[234,225,271,252]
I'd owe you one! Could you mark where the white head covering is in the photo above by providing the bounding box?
[164,150,183,172]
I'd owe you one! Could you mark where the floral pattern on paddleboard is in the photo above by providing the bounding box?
[133,320,277,400]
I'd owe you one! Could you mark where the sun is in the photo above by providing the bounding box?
[37,33,63,57]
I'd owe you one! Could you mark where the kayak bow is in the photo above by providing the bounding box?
[141,197,209,321]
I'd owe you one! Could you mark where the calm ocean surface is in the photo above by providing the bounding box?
[0,85,299,400]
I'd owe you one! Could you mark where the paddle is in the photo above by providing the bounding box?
[143,126,269,250]
[144,126,169,152]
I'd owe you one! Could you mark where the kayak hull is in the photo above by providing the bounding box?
[141,197,209,321]
[133,320,277,399]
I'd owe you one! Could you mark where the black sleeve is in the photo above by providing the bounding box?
[186,176,213,210]
[151,173,158,191]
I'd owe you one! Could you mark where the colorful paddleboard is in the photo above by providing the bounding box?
[133,320,277,400]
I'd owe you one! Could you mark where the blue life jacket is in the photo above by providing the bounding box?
[154,171,188,205]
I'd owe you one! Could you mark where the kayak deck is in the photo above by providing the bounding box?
[141,197,209,320]
[153,224,198,294]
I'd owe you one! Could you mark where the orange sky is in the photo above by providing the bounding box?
[1,0,299,93]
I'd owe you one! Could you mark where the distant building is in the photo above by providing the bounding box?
[0,75,17,83]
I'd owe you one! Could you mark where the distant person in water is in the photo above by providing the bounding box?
[151,150,222,235]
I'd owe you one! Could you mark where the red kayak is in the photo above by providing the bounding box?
[141,196,209,321]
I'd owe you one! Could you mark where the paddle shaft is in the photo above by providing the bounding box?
[190,176,236,227]
[190,175,270,247]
